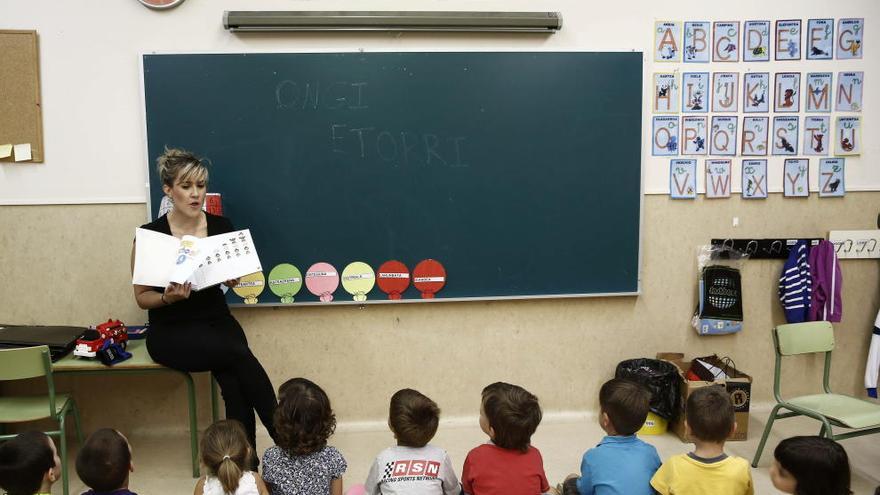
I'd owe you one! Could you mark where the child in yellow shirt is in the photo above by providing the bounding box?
[650,386,753,495]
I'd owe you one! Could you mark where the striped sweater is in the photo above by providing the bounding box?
[778,241,811,323]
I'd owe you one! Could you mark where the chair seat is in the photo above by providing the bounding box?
[0,394,72,422]
[788,393,880,429]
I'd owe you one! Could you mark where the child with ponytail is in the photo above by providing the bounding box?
[195,420,269,495]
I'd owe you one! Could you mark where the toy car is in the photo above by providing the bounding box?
[74,319,128,358]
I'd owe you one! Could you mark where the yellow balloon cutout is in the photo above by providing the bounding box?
[232,272,266,304]
[341,262,376,302]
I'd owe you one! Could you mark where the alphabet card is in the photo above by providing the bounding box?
[741,159,768,199]
[819,158,845,197]
[836,116,861,155]
[743,72,770,112]
[774,72,801,113]
[712,72,739,112]
[653,73,679,113]
[684,22,711,63]
[836,72,863,112]
[773,116,799,155]
[802,116,830,156]
[682,72,709,112]
[837,18,864,59]
[655,21,682,62]
[681,116,708,155]
[783,159,810,197]
[710,116,737,156]
[743,21,771,61]
[713,22,740,62]
[741,117,769,156]
[652,116,680,156]
[806,19,834,59]
[705,159,732,198]
[776,20,802,60]
[805,72,832,112]
[670,159,697,199]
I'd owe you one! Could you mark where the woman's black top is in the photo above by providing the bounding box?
[139,213,233,324]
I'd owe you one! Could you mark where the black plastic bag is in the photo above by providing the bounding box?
[615,358,680,420]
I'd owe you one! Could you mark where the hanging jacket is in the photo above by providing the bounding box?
[778,240,811,323]
[808,240,842,322]
[867,309,880,398]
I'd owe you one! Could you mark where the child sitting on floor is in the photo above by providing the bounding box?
[0,431,61,495]
[76,428,137,495]
[770,436,851,495]
[195,419,269,495]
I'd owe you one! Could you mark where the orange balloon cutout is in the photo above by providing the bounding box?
[376,260,411,300]
[412,259,446,299]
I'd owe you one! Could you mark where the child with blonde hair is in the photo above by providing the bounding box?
[194,420,269,495]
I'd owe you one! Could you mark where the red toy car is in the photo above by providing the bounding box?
[74,319,128,358]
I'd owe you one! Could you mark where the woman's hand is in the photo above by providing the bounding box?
[224,278,240,288]
[163,282,192,304]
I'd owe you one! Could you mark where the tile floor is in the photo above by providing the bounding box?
[52,407,880,494]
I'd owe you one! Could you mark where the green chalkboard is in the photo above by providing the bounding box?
[143,51,643,304]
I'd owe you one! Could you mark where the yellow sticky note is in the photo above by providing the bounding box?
[13,143,32,162]
[0,144,12,159]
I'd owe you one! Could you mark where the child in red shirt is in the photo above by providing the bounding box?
[462,382,551,495]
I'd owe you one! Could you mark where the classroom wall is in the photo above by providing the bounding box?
[1,0,879,435]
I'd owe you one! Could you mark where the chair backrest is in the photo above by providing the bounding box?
[775,321,835,356]
[0,345,51,380]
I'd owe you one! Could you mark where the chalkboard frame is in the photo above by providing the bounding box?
[140,49,645,306]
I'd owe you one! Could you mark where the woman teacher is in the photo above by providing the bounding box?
[131,147,277,452]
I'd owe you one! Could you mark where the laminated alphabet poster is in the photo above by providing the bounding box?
[682,72,709,112]
[710,116,737,156]
[670,159,697,199]
[776,20,802,60]
[683,21,711,62]
[802,116,830,156]
[712,72,739,112]
[713,22,740,62]
[653,73,679,113]
[652,116,680,156]
[741,116,768,156]
[783,159,809,197]
[743,21,771,61]
[681,116,708,155]
[836,72,863,112]
[742,72,769,112]
[835,116,861,155]
[774,72,801,113]
[705,159,732,198]
[805,72,832,112]
[837,18,863,59]
[741,159,768,199]
[773,116,800,155]
[806,19,834,59]
[819,158,845,197]
[655,21,682,62]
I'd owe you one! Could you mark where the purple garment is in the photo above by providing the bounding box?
[808,240,842,322]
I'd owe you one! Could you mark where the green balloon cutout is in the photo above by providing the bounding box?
[268,263,303,303]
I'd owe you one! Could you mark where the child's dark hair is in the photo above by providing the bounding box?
[774,436,852,495]
[481,382,542,452]
[75,428,131,492]
[599,378,651,436]
[686,386,734,443]
[201,420,251,495]
[0,431,55,495]
[389,389,440,448]
[274,377,336,455]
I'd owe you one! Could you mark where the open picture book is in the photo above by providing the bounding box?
[133,228,263,291]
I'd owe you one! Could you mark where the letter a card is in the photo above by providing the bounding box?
[806,19,834,59]
[655,21,682,62]
[836,72,864,112]
[741,159,768,199]
[713,22,740,62]
[819,158,845,197]
[805,72,832,112]
[776,20,802,60]
[835,116,861,155]
[653,73,679,113]
[683,22,711,63]
[743,20,771,61]
[837,18,864,60]
[705,159,732,198]
[669,159,697,199]
[783,159,810,197]
[652,116,680,156]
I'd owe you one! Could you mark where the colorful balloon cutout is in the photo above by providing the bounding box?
[232,271,266,304]
[412,259,446,299]
[268,263,303,304]
[341,262,376,302]
[376,260,410,300]
[305,262,339,302]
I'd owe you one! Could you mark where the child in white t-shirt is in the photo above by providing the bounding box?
[194,420,269,495]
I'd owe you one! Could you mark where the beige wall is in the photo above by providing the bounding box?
[1,195,877,434]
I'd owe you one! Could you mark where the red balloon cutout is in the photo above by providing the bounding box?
[412,259,446,299]
[376,260,411,300]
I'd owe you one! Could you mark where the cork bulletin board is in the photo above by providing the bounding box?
[0,30,43,162]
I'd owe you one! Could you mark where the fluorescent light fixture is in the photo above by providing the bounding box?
[223,11,562,33]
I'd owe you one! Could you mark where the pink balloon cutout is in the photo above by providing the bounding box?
[305,262,339,302]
